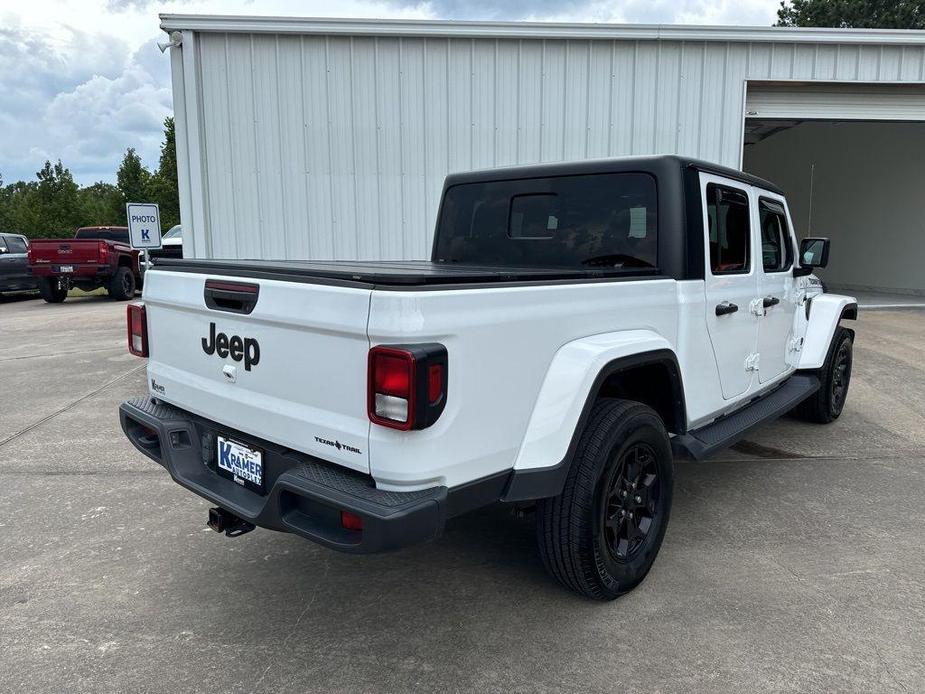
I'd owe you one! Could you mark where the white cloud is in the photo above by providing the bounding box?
[386,0,776,24]
[36,46,172,179]
[0,0,777,185]
[0,23,170,184]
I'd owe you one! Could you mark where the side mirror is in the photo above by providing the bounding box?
[797,237,830,272]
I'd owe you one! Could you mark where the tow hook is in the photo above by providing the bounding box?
[207,507,255,537]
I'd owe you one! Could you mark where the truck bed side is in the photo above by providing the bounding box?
[141,263,692,490]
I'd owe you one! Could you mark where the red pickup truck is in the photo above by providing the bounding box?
[28,226,142,303]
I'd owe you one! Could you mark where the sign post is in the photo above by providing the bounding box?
[126,202,163,250]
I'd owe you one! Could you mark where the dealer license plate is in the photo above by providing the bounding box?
[59,265,74,273]
[216,436,263,492]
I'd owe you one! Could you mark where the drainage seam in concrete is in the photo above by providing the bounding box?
[0,363,146,449]
[684,452,922,463]
[0,469,165,476]
[0,345,122,363]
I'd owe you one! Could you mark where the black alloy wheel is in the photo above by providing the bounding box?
[108,266,136,300]
[602,442,660,561]
[536,398,673,600]
[791,325,853,424]
[830,337,852,417]
[121,270,133,296]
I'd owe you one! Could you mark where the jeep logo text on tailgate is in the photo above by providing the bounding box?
[201,322,260,371]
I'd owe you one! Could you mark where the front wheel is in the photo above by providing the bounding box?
[38,278,67,303]
[536,399,674,600]
[792,326,853,424]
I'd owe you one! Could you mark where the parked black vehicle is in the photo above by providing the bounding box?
[148,224,183,262]
[0,233,38,295]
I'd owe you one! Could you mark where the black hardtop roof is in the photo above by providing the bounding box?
[443,154,784,195]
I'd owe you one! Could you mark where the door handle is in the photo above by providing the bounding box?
[762,296,780,309]
[203,279,260,315]
[715,301,739,316]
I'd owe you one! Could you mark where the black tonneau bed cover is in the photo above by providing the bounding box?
[152,258,658,289]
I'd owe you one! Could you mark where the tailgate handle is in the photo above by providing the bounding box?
[204,280,259,315]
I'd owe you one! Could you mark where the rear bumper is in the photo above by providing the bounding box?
[120,397,506,553]
[29,264,112,279]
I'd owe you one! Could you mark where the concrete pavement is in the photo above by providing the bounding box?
[1,295,924,693]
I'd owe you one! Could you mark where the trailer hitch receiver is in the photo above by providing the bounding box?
[207,507,255,537]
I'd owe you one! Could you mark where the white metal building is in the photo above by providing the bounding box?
[162,15,925,294]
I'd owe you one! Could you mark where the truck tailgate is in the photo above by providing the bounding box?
[29,239,103,264]
[142,269,372,473]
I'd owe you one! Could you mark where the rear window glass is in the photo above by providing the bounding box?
[706,184,750,275]
[434,173,657,271]
[759,199,793,272]
[75,228,129,243]
[7,236,27,253]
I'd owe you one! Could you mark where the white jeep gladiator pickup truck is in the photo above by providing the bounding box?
[120,155,857,600]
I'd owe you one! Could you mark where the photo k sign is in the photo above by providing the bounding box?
[126,202,163,249]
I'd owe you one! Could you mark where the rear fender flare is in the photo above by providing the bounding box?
[799,295,857,370]
[503,330,684,502]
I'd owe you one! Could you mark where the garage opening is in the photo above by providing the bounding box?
[742,83,925,297]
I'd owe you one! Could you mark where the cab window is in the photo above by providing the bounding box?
[75,228,129,243]
[435,172,658,271]
[759,199,793,272]
[706,184,750,275]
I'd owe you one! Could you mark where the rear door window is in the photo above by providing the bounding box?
[758,199,793,272]
[706,184,751,275]
[435,172,657,271]
[7,236,27,253]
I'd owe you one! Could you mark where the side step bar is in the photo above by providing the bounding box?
[672,374,820,461]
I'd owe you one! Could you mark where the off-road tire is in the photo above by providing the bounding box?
[792,326,853,424]
[38,278,67,303]
[108,266,136,301]
[536,398,674,600]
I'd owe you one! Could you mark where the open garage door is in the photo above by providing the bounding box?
[746,83,925,121]
[743,83,925,297]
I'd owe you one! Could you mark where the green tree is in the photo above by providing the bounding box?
[0,117,182,238]
[116,147,151,210]
[147,117,181,229]
[0,173,9,232]
[158,117,177,179]
[78,182,124,226]
[33,160,83,237]
[777,0,925,28]
[6,182,42,238]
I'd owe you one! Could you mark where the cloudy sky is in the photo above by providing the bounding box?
[0,0,778,185]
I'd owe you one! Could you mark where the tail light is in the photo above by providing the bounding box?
[368,344,448,430]
[99,243,109,264]
[127,303,148,357]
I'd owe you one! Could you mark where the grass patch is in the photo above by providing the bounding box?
[67,287,108,297]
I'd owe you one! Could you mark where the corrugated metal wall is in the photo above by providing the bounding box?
[184,33,925,260]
